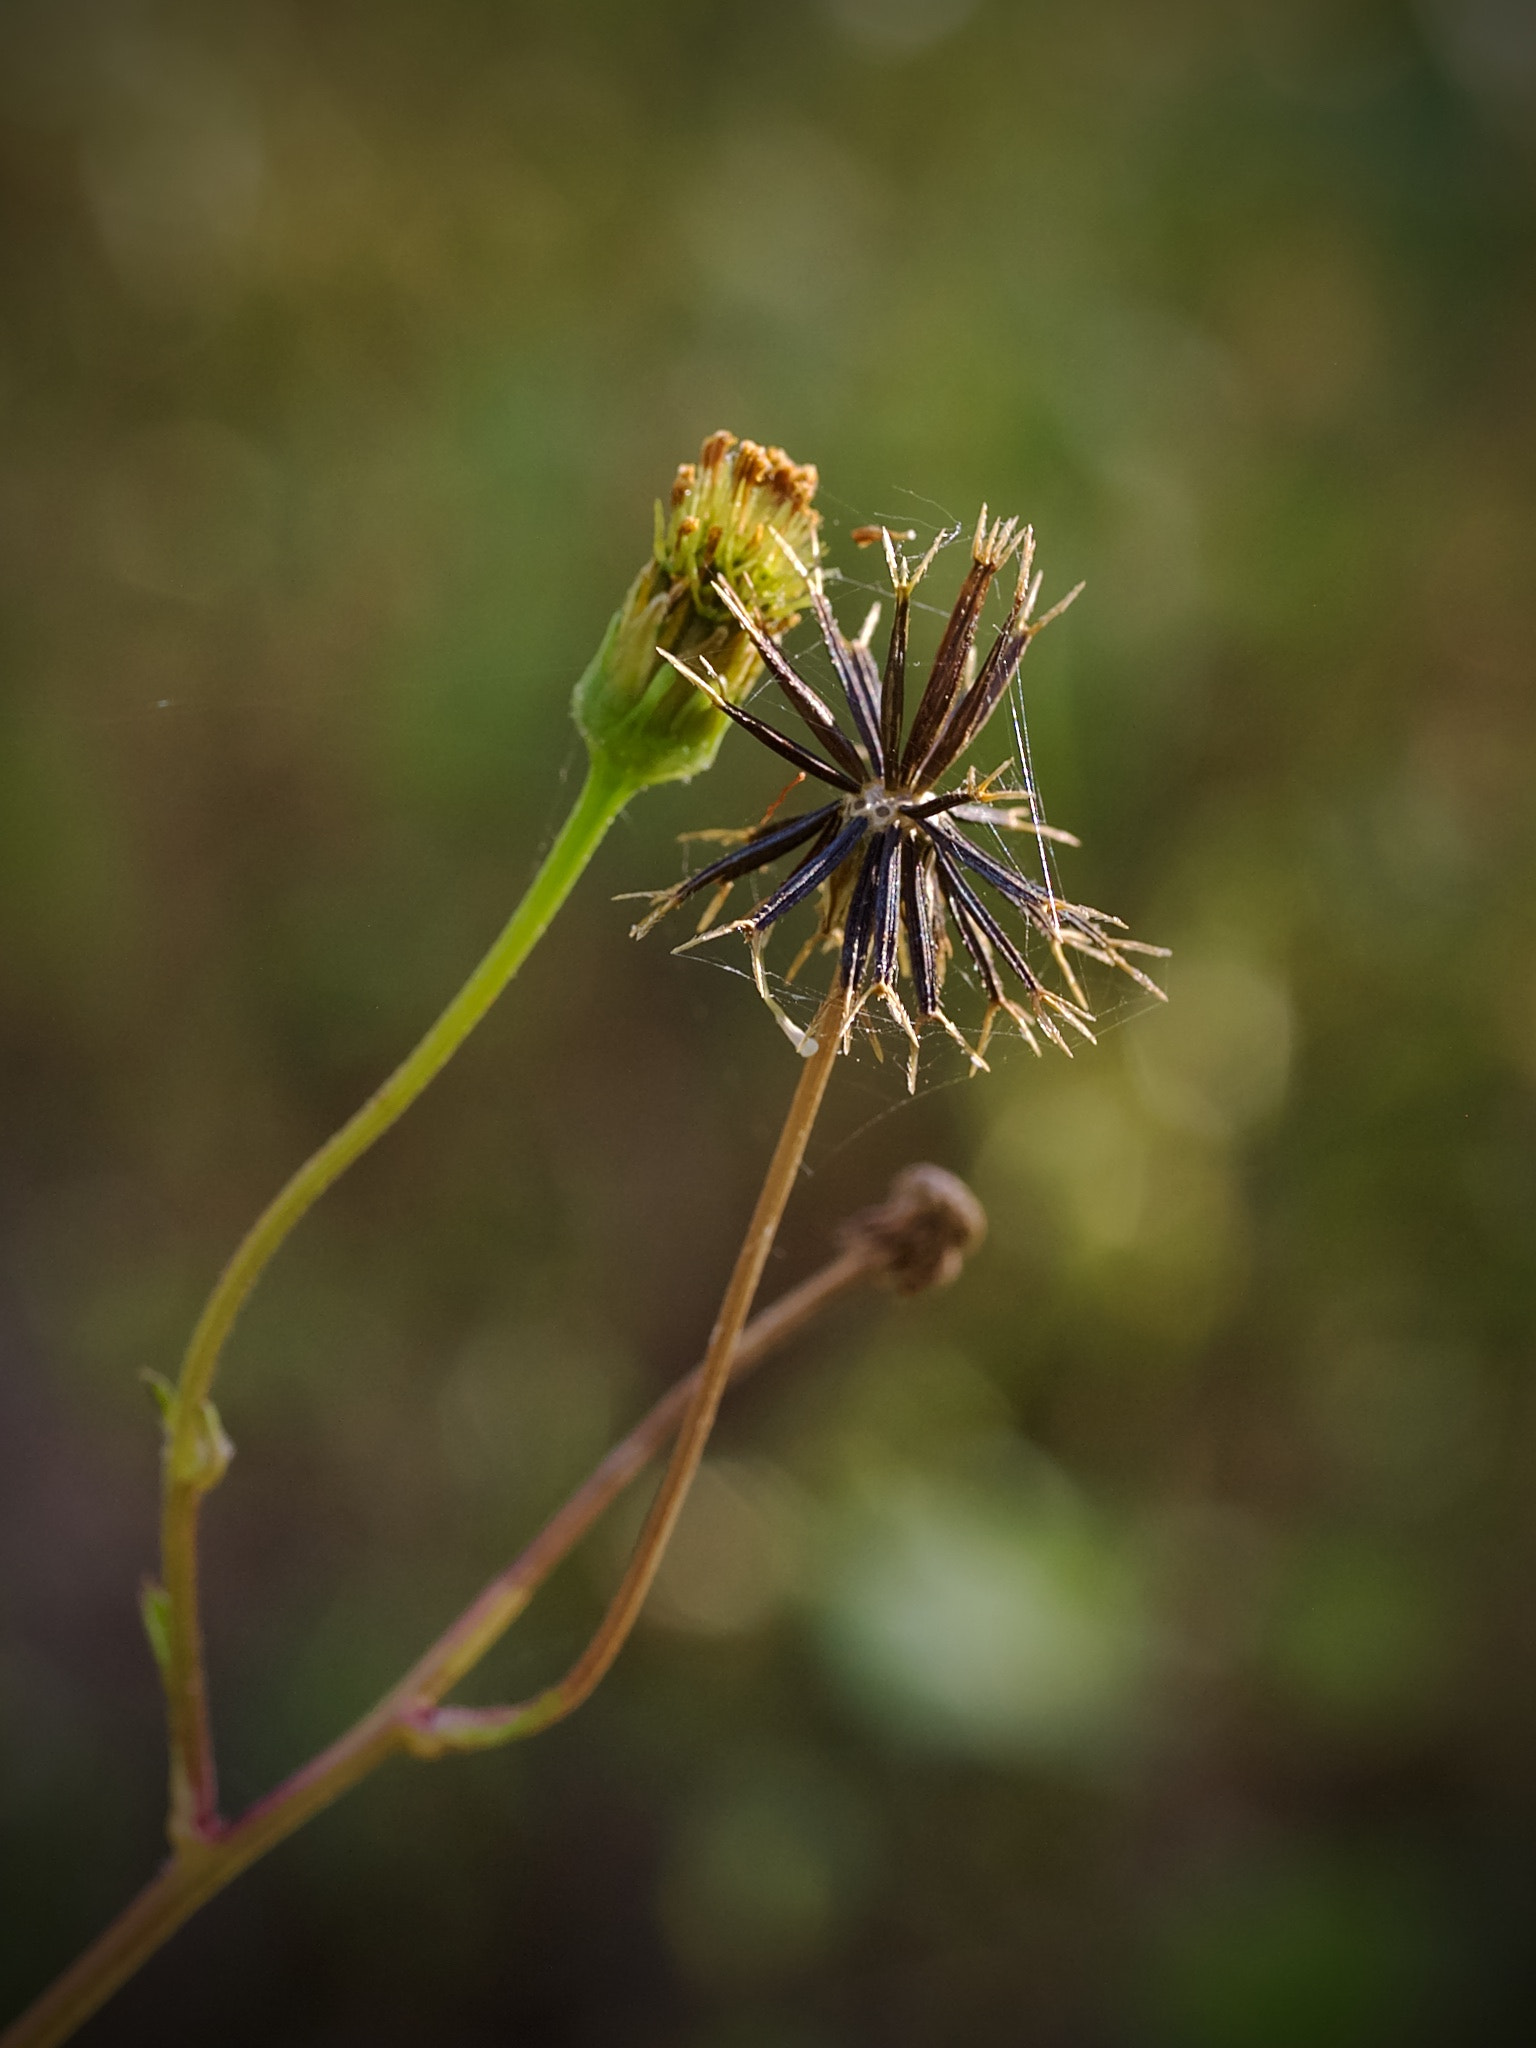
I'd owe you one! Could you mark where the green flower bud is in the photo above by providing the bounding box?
[573,430,820,790]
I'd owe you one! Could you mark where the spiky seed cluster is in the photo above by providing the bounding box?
[573,432,821,791]
[631,512,1167,1086]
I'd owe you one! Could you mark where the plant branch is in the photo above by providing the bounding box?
[394,1241,873,1727]
[435,981,849,1747]
[156,751,638,1844]
[403,1159,988,1756]
[5,1155,987,2048]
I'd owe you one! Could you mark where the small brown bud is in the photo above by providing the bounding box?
[840,1164,987,1296]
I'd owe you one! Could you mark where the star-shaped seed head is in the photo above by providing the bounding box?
[629,511,1168,1086]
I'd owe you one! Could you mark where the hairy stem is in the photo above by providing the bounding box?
[158,750,637,1843]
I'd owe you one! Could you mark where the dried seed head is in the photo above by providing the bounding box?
[630,504,1167,1076]
[840,1163,988,1295]
[574,432,821,791]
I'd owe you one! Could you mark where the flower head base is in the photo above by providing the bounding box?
[573,432,821,791]
[629,511,1167,1086]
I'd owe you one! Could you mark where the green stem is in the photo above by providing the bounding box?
[158,748,638,1843]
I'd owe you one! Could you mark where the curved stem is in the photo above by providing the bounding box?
[159,750,637,1842]
[395,1241,873,1729]
[484,981,847,1743]
[2,1215,879,2048]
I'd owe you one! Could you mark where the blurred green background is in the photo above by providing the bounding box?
[3,0,1535,2042]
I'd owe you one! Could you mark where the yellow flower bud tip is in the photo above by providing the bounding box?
[656,431,821,633]
[574,430,822,792]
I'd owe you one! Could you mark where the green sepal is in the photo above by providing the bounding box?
[572,602,733,792]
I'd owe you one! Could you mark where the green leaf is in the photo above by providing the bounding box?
[140,1369,176,1422]
[139,1578,172,1675]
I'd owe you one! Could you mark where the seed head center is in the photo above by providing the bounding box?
[855,783,901,830]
